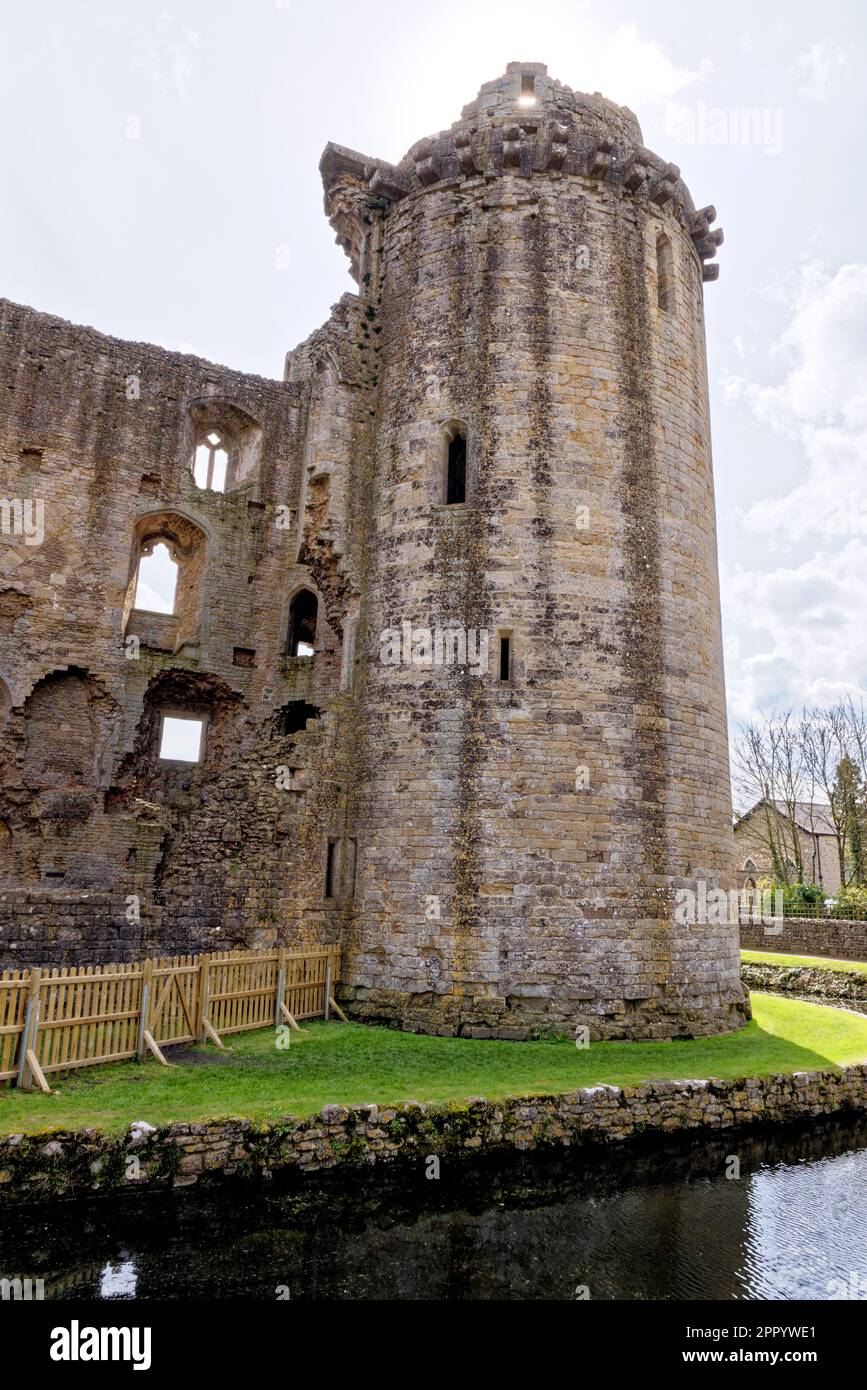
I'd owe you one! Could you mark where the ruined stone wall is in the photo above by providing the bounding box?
[1,61,747,1043]
[0,299,369,964]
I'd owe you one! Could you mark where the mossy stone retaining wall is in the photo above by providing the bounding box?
[2,1064,867,1205]
[742,961,867,1003]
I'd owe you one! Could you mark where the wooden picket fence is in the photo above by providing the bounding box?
[0,946,343,1092]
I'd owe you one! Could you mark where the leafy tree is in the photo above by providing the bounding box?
[830,755,867,886]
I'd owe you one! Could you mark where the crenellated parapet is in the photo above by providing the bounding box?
[320,61,724,285]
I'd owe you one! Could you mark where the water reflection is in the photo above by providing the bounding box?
[2,1117,866,1300]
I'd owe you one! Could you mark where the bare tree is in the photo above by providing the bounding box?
[732,710,807,883]
[734,699,867,890]
[801,704,850,886]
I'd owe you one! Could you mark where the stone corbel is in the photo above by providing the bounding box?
[369,162,410,203]
[648,162,680,207]
[587,139,613,179]
[454,131,478,176]
[622,157,648,192]
[693,227,724,260]
[503,125,523,168]
[546,122,569,171]
[690,206,724,280]
[414,141,441,186]
[690,204,718,239]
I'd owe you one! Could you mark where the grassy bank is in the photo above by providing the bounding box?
[741,949,867,976]
[2,994,867,1137]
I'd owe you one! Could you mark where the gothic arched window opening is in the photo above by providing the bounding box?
[287,590,318,658]
[192,430,229,492]
[134,540,179,614]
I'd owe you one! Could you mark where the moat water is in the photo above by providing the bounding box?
[3,1116,867,1300]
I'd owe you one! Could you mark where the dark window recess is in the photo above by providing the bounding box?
[287,590,318,656]
[232,647,256,668]
[277,701,321,736]
[499,635,511,682]
[325,840,338,899]
[43,869,66,880]
[446,434,467,504]
[521,74,535,97]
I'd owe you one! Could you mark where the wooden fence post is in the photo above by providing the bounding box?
[324,958,332,1021]
[137,958,153,1060]
[275,948,286,1027]
[17,968,41,1091]
[197,956,210,1042]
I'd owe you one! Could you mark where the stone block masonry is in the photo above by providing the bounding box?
[1,1065,866,1204]
[0,60,746,1040]
[740,917,867,962]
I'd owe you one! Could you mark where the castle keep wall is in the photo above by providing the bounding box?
[0,62,746,1040]
[337,63,745,1037]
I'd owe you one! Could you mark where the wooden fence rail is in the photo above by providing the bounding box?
[0,946,342,1091]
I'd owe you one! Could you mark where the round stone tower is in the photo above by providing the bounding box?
[320,62,749,1039]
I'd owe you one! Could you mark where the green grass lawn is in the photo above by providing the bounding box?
[2,993,866,1137]
[741,949,867,976]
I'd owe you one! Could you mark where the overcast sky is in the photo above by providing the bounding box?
[2,0,865,731]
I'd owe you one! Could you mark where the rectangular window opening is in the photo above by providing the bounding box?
[519,74,536,106]
[159,714,204,763]
[446,434,467,505]
[325,838,339,899]
[499,635,511,682]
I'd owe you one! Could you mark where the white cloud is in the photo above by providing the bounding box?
[724,261,867,543]
[725,262,867,433]
[580,23,714,108]
[794,42,847,101]
[132,19,202,104]
[96,11,203,104]
[722,260,867,718]
[724,544,867,721]
[573,22,715,149]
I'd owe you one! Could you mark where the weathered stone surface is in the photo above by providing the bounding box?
[0,61,742,1040]
[741,917,867,962]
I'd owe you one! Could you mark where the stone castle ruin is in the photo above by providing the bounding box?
[0,63,748,1039]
